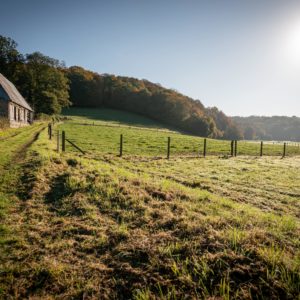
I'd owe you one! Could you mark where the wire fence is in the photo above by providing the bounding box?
[48,123,300,159]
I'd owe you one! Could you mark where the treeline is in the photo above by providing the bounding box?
[1,35,242,138]
[233,116,300,141]
[67,66,242,138]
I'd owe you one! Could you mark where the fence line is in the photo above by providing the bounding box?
[66,138,85,154]
[47,123,300,158]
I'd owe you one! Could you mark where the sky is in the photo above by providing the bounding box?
[1,0,300,117]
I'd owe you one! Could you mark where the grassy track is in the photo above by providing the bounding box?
[0,123,45,168]
[58,108,300,157]
[0,110,299,299]
[0,123,46,254]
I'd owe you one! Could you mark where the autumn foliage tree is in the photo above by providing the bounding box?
[66,68,241,138]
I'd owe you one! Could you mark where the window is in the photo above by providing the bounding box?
[14,106,17,120]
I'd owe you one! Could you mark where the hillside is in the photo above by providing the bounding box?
[233,116,300,141]
[0,112,299,299]
[66,66,242,139]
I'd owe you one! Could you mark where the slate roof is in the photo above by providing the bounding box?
[0,73,33,111]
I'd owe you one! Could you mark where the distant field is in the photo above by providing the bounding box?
[59,108,300,157]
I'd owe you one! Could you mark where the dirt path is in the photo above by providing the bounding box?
[12,126,45,162]
[0,124,45,169]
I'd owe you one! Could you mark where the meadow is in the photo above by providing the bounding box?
[59,108,300,158]
[0,109,299,299]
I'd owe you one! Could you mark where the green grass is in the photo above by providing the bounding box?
[58,108,300,157]
[0,122,45,254]
[0,123,44,168]
[62,107,176,129]
[0,109,299,299]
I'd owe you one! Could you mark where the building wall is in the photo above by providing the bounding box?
[8,101,33,128]
[0,86,33,128]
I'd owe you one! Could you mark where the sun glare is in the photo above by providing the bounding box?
[285,19,300,66]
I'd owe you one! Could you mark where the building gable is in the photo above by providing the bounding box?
[0,73,33,111]
[0,74,33,127]
[0,85,9,101]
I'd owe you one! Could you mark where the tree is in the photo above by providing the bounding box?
[206,107,243,139]
[0,35,24,80]
[66,66,104,107]
[244,126,256,140]
[25,52,70,114]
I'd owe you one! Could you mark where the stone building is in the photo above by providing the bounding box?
[0,73,33,127]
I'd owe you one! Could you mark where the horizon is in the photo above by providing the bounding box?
[1,0,300,117]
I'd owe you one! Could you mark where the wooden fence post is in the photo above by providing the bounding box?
[231,140,234,156]
[48,123,52,140]
[282,142,286,158]
[167,137,171,159]
[119,134,123,157]
[62,131,65,152]
[57,130,60,152]
[260,141,263,157]
[203,138,207,158]
[234,140,237,157]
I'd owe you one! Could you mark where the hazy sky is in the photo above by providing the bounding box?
[1,0,300,116]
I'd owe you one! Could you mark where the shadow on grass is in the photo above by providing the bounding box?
[17,158,42,200]
[45,173,72,205]
[62,107,176,130]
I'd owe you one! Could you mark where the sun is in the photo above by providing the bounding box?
[285,19,300,66]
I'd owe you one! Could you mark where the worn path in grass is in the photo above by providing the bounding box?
[0,123,46,264]
[0,124,45,168]
[0,125,299,299]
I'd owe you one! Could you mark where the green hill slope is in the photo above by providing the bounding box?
[66,66,242,139]
[63,107,175,130]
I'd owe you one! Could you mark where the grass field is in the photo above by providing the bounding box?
[59,108,300,157]
[0,109,299,299]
